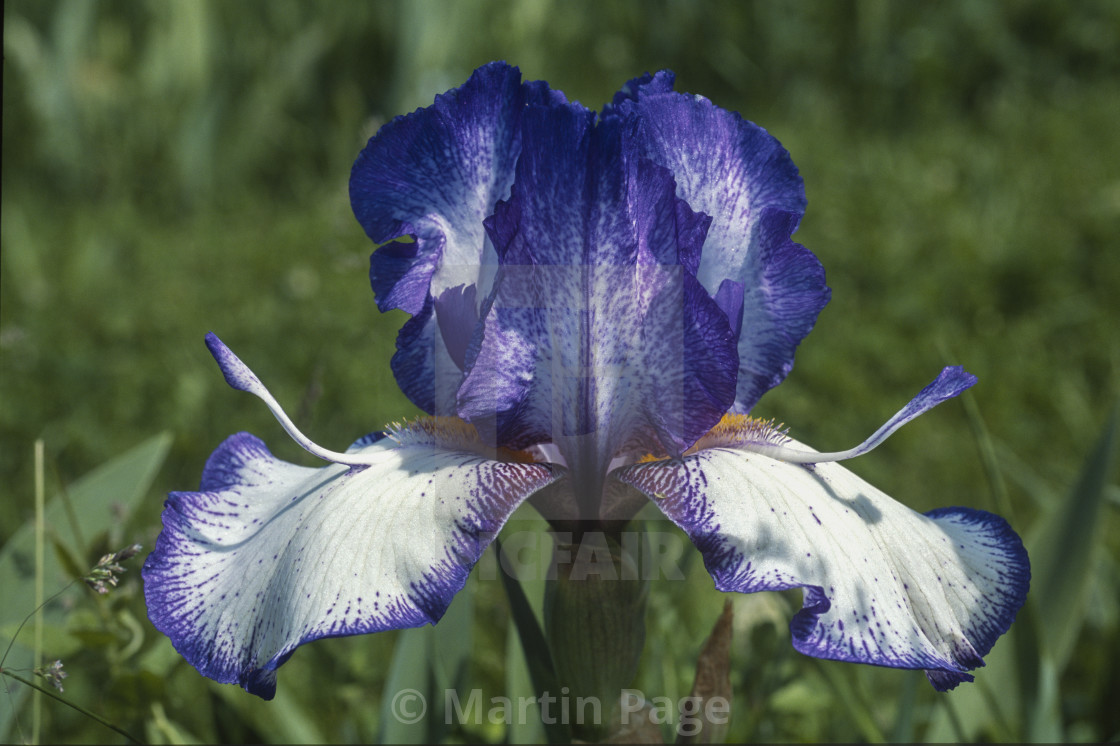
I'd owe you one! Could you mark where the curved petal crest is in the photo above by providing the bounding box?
[143,424,558,699]
[618,443,1029,689]
[620,82,830,412]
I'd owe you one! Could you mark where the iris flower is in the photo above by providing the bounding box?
[143,63,1029,700]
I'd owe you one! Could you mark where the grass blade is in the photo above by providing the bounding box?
[1019,405,1117,742]
[1031,406,1117,667]
[33,440,44,745]
[494,535,569,745]
[377,627,433,745]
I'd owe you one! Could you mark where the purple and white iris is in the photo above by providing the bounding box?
[143,63,1029,700]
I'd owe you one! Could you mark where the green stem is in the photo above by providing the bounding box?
[543,530,648,742]
[34,439,45,745]
[1,670,142,744]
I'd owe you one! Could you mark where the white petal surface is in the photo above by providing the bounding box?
[617,442,1028,689]
[143,428,557,699]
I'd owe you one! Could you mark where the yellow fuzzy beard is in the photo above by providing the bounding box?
[633,414,791,464]
[688,413,790,453]
[385,416,536,463]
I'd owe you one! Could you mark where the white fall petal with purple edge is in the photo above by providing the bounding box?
[617,372,1029,691]
[142,338,558,699]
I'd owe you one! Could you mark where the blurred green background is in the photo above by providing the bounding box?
[2,0,1118,743]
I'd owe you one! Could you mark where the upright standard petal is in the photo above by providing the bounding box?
[143,422,557,699]
[618,436,1029,689]
[456,102,738,515]
[350,61,563,312]
[350,62,567,414]
[619,79,830,412]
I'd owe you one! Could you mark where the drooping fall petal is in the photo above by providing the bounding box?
[619,430,1028,690]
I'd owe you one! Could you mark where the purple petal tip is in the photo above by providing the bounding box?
[928,366,978,402]
[204,332,257,393]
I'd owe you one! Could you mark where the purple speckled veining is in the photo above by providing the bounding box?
[456,103,738,513]
[618,446,1029,689]
[610,72,829,413]
[354,62,825,453]
[143,431,557,698]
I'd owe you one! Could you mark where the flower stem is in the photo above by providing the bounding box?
[543,529,649,741]
[33,439,45,745]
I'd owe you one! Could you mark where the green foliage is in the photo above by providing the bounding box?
[2,0,1118,743]
[1,435,169,743]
